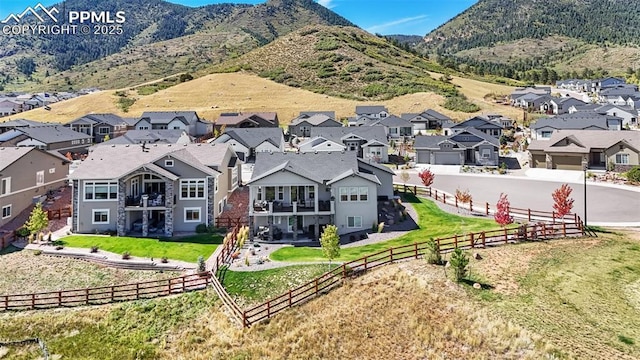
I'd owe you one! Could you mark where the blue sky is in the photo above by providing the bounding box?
[0,0,476,35]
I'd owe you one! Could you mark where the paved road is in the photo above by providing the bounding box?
[394,172,640,226]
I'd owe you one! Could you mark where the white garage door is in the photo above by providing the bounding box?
[435,152,460,165]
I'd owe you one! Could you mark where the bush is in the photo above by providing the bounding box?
[449,248,469,282]
[377,222,385,233]
[161,256,168,263]
[195,224,208,233]
[90,246,99,253]
[16,227,30,237]
[424,238,442,265]
[33,250,42,256]
[626,166,640,182]
[443,95,481,113]
[197,255,206,272]
[122,251,131,260]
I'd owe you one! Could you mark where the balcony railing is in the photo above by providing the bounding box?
[125,193,166,207]
[252,200,334,214]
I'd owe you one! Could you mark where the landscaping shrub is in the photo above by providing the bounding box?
[33,250,42,256]
[195,224,208,234]
[197,255,206,272]
[90,246,99,253]
[424,238,442,265]
[122,251,131,260]
[626,166,640,182]
[161,256,168,263]
[450,248,469,282]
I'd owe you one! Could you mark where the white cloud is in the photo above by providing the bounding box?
[366,15,429,34]
[317,0,335,9]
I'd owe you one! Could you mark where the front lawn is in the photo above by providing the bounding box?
[270,194,500,262]
[58,234,223,263]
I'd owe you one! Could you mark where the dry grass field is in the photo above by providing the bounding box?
[0,247,176,295]
[12,72,521,125]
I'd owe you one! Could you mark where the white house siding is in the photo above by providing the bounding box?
[358,161,394,200]
[331,176,378,235]
[167,119,187,130]
[227,141,249,161]
[299,140,345,153]
[76,180,120,233]
[363,144,389,163]
[255,141,280,153]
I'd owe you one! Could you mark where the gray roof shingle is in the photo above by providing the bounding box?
[309,126,388,144]
[214,128,284,149]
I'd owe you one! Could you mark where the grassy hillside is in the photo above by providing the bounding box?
[12,72,522,124]
[1,230,637,358]
[213,25,458,101]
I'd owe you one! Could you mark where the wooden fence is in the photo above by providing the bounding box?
[241,220,584,326]
[394,183,579,223]
[47,206,71,220]
[0,274,210,311]
[215,217,247,230]
[0,230,15,250]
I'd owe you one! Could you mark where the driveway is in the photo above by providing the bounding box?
[394,170,640,226]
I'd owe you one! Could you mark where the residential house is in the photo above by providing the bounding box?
[593,104,638,128]
[355,105,389,119]
[443,116,505,138]
[0,125,92,154]
[531,113,623,140]
[299,126,389,163]
[626,95,640,110]
[96,129,193,146]
[0,147,70,228]
[214,112,279,131]
[510,86,551,102]
[401,109,452,134]
[0,99,21,117]
[556,79,590,92]
[414,128,500,166]
[247,151,394,240]
[599,88,639,106]
[0,119,53,134]
[69,143,240,236]
[67,113,130,143]
[541,97,587,115]
[376,115,413,139]
[512,93,552,110]
[134,111,213,137]
[212,128,285,162]
[288,112,342,137]
[591,77,627,93]
[529,130,640,171]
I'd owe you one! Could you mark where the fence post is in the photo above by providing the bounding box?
[243,312,248,328]
[442,193,446,204]
[413,185,417,194]
[112,285,116,301]
[454,234,458,248]
[31,293,35,309]
[414,242,418,259]
[523,224,528,241]
[342,264,346,278]
[552,212,555,224]
[2,295,7,311]
[288,289,292,307]
[182,276,186,293]
[504,228,508,244]
[58,291,62,307]
[428,187,432,197]
[267,300,271,318]
[528,208,531,222]
[364,256,368,271]
[315,278,318,295]
[470,233,474,248]
[435,190,438,201]
[563,222,566,237]
[469,199,473,212]
[486,202,489,215]
[455,197,458,208]
[482,232,486,247]
[390,248,394,262]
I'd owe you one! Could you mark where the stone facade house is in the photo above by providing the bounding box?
[69,143,240,236]
[67,113,130,143]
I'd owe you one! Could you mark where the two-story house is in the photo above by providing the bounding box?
[69,143,240,237]
[0,147,70,228]
[443,116,504,138]
[299,126,389,163]
[248,151,394,241]
[212,128,285,162]
[134,111,213,137]
[67,113,130,143]
[96,129,193,146]
[215,112,279,131]
[415,128,500,166]
[288,112,342,138]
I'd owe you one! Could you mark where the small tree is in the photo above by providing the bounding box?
[455,188,472,205]
[26,202,48,236]
[400,170,410,185]
[418,168,435,187]
[552,184,574,219]
[494,193,513,227]
[449,248,469,282]
[197,255,206,273]
[320,225,340,268]
[102,134,110,142]
[424,237,442,265]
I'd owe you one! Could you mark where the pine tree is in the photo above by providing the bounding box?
[449,248,469,282]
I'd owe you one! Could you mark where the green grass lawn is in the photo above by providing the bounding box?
[58,234,223,263]
[223,264,338,305]
[270,194,500,262]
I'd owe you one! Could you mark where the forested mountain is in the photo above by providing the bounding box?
[0,0,354,91]
[418,0,640,82]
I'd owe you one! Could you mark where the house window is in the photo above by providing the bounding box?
[277,186,284,201]
[218,200,224,214]
[615,153,629,164]
[482,149,491,159]
[49,168,55,174]
[541,131,553,138]
[84,181,118,201]
[339,187,348,202]
[347,216,362,228]
[180,179,205,199]
[0,177,10,195]
[184,207,201,222]
[139,126,149,130]
[231,167,238,187]
[165,160,174,167]
[308,186,315,199]
[214,177,219,193]
[359,187,368,201]
[257,187,263,201]
[98,127,110,135]
[390,127,398,134]
[1,205,11,219]
[349,187,358,201]
[36,170,44,186]
[92,209,109,224]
